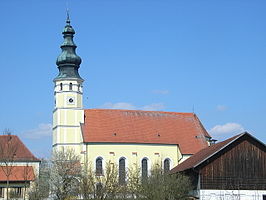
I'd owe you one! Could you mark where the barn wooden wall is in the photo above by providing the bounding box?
[200,136,266,190]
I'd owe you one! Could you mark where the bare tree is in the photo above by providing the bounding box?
[39,149,192,200]
[79,161,95,199]
[95,161,120,200]
[22,163,31,200]
[124,164,192,200]
[79,161,122,200]
[126,164,142,199]
[50,149,81,200]
[28,159,50,200]
[78,161,192,200]
[0,130,18,200]
[138,165,192,200]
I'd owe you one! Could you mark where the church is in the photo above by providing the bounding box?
[52,16,213,180]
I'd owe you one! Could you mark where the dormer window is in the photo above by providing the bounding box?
[69,83,73,91]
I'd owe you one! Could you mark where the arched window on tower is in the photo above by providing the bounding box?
[164,159,170,173]
[142,158,148,179]
[96,157,103,175]
[119,157,126,185]
[69,83,73,91]
[60,83,63,91]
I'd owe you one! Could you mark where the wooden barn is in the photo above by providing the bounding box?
[170,132,266,200]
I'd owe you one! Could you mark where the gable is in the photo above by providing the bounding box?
[170,132,266,174]
[170,132,266,190]
[199,134,266,190]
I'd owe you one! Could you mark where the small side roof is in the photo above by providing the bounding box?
[0,166,35,181]
[0,135,40,162]
[170,132,265,173]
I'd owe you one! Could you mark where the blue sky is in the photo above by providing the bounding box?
[0,0,265,158]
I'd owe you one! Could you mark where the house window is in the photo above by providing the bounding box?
[69,83,73,91]
[119,158,126,184]
[142,158,148,179]
[164,159,170,172]
[60,83,63,90]
[263,195,266,200]
[96,157,103,175]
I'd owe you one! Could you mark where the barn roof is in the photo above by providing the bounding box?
[0,135,40,162]
[82,109,210,154]
[170,132,265,173]
[0,166,35,182]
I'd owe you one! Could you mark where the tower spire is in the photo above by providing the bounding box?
[55,14,83,81]
[53,13,84,155]
[66,8,70,24]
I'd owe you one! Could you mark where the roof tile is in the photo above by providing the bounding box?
[0,135,40,162]
[0,166,35,181]
[82,109,210,154]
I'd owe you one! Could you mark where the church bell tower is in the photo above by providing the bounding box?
[53,14,84,152]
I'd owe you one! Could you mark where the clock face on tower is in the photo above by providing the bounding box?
[67,97,75,105]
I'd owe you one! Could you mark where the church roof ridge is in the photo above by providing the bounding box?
[84,108,195,116]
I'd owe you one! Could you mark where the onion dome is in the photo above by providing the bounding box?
[55,14,83,81]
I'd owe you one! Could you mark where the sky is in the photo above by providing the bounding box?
[0,0,265,158]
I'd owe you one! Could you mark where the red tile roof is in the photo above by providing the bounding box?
[0,135,40,162]
[82,109,210,154]
[170,133,244,173]
[0,166,35,181]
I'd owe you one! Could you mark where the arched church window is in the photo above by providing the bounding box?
[164,159,170,173]
[142,158,148,179]
[96,157,103,175]
[119,157,126,184]
[69,83,73,91]
[60,83,63,91]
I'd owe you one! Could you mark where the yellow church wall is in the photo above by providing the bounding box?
[54,127,82,144]
[54,82,83,109]
[55,94,64,107]
[54,80,83,91]
[52,112,57,127]
[58,144,82,155]
[77,94,82,107]
[66,110,75,125]
[53,109,84,126]
[178,154,192,163]
[52,129,56,144]
[85,143,180,171]
[64,109,84,125]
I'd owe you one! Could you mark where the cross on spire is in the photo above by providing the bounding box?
[66,8,70,24]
